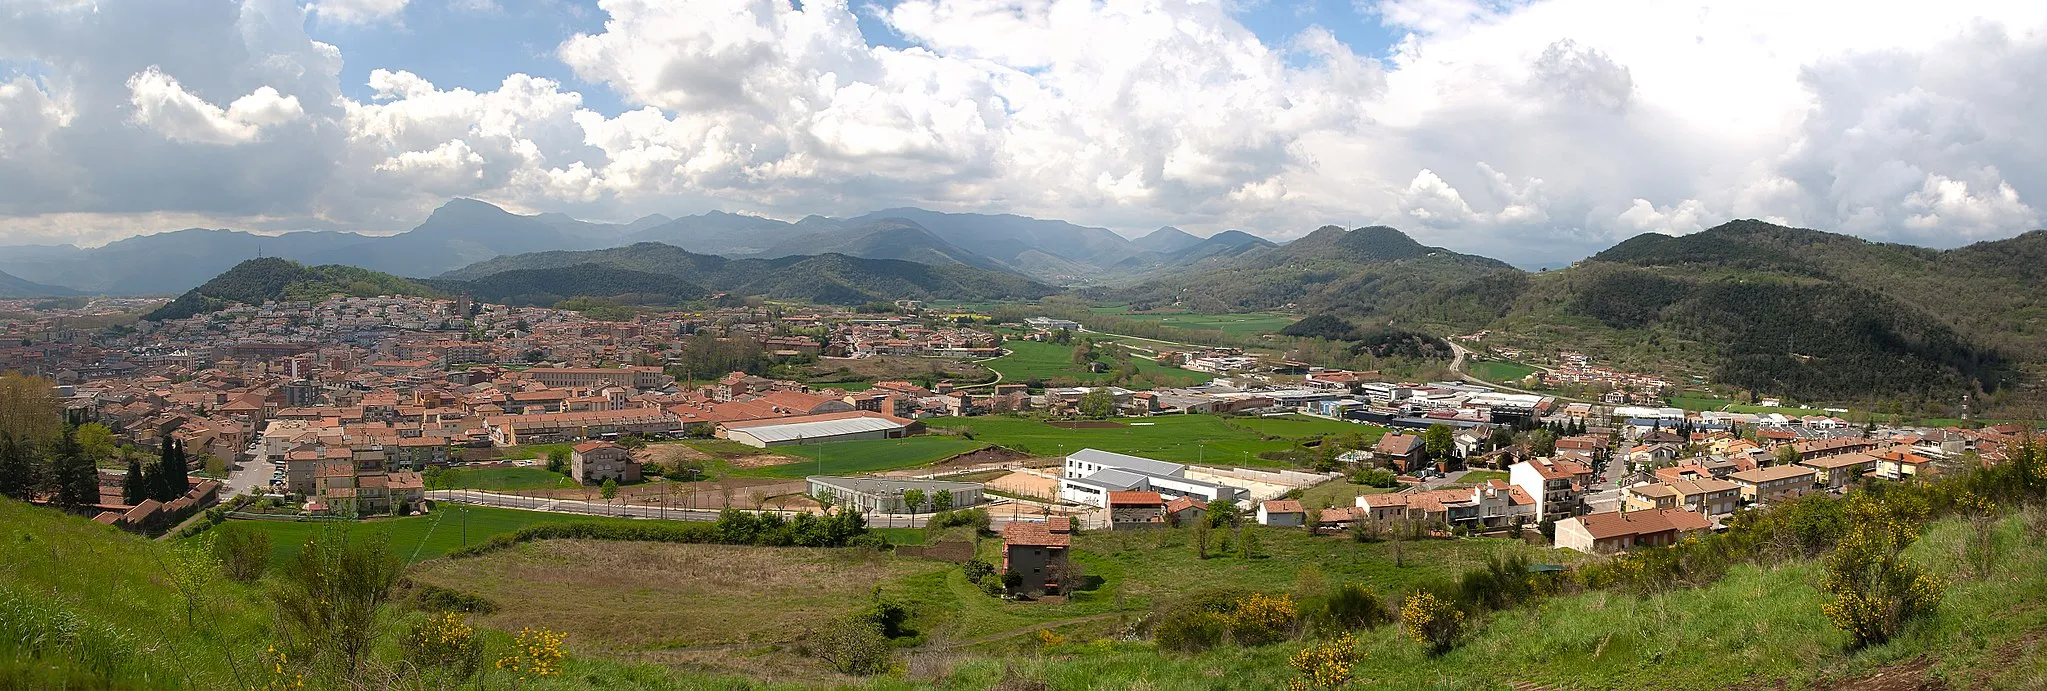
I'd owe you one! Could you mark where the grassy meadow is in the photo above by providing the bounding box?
[1466,359,1538,384]
[432,466,578,490]
[981,339,1213,387]
[215,505,646,567]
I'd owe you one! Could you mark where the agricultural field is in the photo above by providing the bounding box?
[923,413,1385,466]
[429,466,578,490]
[1230,414,1386,441]
[213,505,645,567]
[980,339,1212,387]
[1466,359,1538,384]
[1297,478,1399,509]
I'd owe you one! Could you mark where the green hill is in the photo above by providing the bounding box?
[439,242,1060,305]
[142,258,444,320]
[424,263,708,306]
[1110,225,1516,317]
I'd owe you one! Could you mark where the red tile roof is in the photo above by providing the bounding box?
[1003,520,1072,548]
[1575,508,1712,540]
[1107,491,1165,506]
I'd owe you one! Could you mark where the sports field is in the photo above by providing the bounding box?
[982,339,1212,386]
[723,436,990,478]
[924,413,1386,466]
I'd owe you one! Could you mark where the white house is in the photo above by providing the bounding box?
[1256,500,1306,527]
[1059,449,1246,508]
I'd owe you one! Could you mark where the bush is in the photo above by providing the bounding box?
[926,508,992,533]
[1452,554,1539,613]
[403,612,483,680]
[1225,592,1299,646]
[410,584,499,614]
[962,558,995,584]
[1153,609,1230,653]
[447,508,869,558]
[1288,631,1365,691]
[1820,495,1945,648]
[211,525,271,583]
[806,615,895,675]
[1401,591,1465,656]
[1315,583,1391,631]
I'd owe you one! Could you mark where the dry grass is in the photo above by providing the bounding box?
[410,540,950,655]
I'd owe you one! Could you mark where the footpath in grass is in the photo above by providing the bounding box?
[924,414,1384,466]
[432,466,578,490]
[219,505,645,567]
[719,436,990,479]
[982,339,1212,387]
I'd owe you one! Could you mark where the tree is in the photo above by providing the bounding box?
[1423,424,1455,461]
[0,433,35,501]
[1774,443,1801,467]
[123,457,146,505]
[601,478,619,500]
[74,423,116,465]
[154,437,190,502]
[51,426,98,511]
[931,489,953,513]
[1527,429,1557,458]
[0,372,61,444]
[1206,497,1241,528]
[546,448,571,475]
[1045,558,1087,594]
[806,614,894,675]
[1077,388,1116,418]
[901,488,926,516]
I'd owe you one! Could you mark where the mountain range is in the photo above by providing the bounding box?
[0,199,1280,295]
[0,268,78,298]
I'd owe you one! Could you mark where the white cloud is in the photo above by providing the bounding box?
[3,0,2047,267]
[310,0,409,25]
[124,67,304,144]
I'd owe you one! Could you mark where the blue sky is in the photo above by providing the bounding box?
[308,0,1406,117]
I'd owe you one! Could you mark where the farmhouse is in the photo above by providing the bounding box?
[1002,517,1073,595]
[720,411,919,448]
[1107,491,1168,529]
[805,476,983,514]
[1256,500,1305,527]
[1058,448,1246,508]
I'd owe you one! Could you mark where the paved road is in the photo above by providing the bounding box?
[220,452,274,499]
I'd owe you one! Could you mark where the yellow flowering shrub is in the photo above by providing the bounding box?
[1226,592,1300,646]
[250,644,305,691]
[1819,495,1944,648]
[1287,632,1365,691]
[495,627,567,681]
[404,612,481,678]
[1401,591,1464,655]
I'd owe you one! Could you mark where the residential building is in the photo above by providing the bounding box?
[570,440,640,484]
[1001,517,1073,595]
[1257,500,1306,527]
[1800,451,1880,489]
[1163,496,1206,527]
[484,409,676,445]
[1510,457,1594,521]
[522,366,672,390]
[1107,491,1168,529]
[1554,508,1714,554]
[1373,433,1427,471]
[1875,450,1936,481]
[1667,477,1741,515]
[1729,465,1817,504]
[1357,480,1534,528]
[806,476,984,514]
[1622,483,1679,512]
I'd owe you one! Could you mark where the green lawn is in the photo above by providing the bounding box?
[925,414,1383,466]
[1670,395,1735,411]
[718,436,990,479]
[1458,470,1511,484]
[1467,359,1537,383]
[497,443,575,460]
[983,339,1212,387]
[431,466,578,490]
[1230,414,1386,441]
[1298,478,1398,509]
[218,505,645,567]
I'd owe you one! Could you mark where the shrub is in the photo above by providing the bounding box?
[1820,495,1945,648]
[1153,610,1229,653]
[410,584,498,614]
[962,558,995,584]
[1287,631,1365,691]
[404,612,482,680]
[1225,592,1299,646]
[1315,583,1391,631]
[495,627,566,681]
[980,576,1008,598]
[1452,554,1539,613]
[1401,591,1464,656]
[270,527,405,674]
[806,615,895,675]
[212,525,271,583]
[926,508,992,533]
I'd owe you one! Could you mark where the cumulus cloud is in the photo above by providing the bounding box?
[2,0,2046,265]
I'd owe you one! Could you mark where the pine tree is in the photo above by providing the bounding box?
[53,426,98,511]
[0,432,35,501]
[123,457,146,505]
[155,437,190,502]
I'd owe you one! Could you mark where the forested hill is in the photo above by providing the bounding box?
[438,242,1061,305]
[1107,225,1516,315]
[142,259,443,321]
[1394,220,2044,407]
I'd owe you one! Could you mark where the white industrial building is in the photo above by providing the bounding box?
[806,476,984,514]
[721,411,916,448]
[1059,448,1246,508]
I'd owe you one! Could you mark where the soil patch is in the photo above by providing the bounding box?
[1045,421,1127,429]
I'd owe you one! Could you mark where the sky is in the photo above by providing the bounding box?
[1,0,2044,268]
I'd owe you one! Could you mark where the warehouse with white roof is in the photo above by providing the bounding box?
[720,411,919,448]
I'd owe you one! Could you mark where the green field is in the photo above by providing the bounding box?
[1230,414,1386,441]
[1299,478,1399,508]
[217,505,645,566]
[431,466,578,490]
[1467,359,1538,383]
[925,413,1385,466]
[1670,395,1735,411]
[1458,470,1511,484]
[982,339,1212,387]
[496,443,575,460]
[719,436,990,478]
